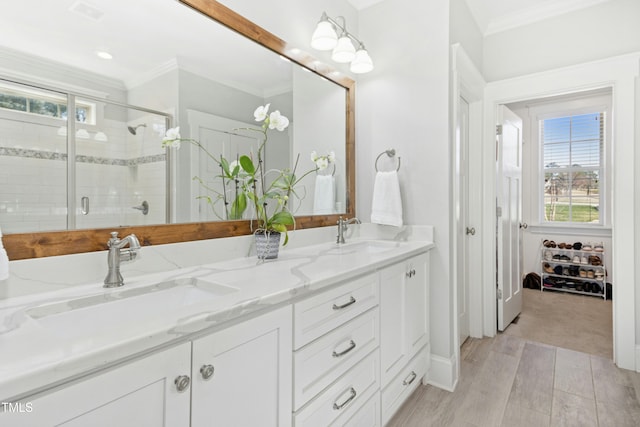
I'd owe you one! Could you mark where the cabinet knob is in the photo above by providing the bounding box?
[174,375,191,392]
[200,364,215,380]
[466,227,476,235]
[406,269,416,278]
[519,223,528,229]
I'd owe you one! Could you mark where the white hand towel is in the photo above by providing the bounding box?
[371,170,403,227]
[313,174,335,215]
[0,226,9,281]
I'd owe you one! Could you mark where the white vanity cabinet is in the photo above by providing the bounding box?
[379,253,430,424]
[1,342,192,427]
[191,305,292,427]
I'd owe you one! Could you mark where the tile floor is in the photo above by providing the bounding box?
[389,289,638,426]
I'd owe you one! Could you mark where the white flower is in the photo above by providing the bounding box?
[162,127,181,149]
[268,110,290,131]
[310,150,318,162]
[254,104,270,122]
[328,151,336,163]
[315,157,329,170]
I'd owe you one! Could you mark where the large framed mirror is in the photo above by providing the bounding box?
[0,0,355,260]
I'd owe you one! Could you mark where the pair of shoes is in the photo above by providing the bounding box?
[572,255,581,263]
[543,263,554,273]
[579,269,587,278]
[560,255,571,262]
[595,270,604,281]
[544,250,553,261]
[582,242,593,251]
[587,270,595,279]
[573,242,583,250]
[554,265,563,275]
[543,240,557,248]
[594,242,604,252]
[558,242,573,249]
[589,255,602,266]
[580,255,588,264]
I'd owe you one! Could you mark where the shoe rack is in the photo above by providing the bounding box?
[540,240,606,300]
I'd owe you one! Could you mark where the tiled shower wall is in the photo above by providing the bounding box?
[0,113,167,233]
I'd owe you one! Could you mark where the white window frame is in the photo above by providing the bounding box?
[529,93,612,229]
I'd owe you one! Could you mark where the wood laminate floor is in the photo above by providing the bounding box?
[389,289,635,426]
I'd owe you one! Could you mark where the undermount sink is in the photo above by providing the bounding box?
[327,240,399,255]
[26,278,238,337]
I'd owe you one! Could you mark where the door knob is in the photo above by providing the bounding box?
[520,223,528,229]
[466,227,476,236]
[174,375,191,392]
[200,364,215,380]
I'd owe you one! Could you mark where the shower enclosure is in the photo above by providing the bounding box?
[0,78,171,233]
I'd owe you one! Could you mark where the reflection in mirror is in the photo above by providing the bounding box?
[0,0,347,234]
[0,0,354,259]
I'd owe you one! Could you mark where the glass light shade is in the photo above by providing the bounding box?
[350,48,374,74]
[94,131,108,142]
[311,21,338,51]
[75,129,90,139]
[331,36,355,63]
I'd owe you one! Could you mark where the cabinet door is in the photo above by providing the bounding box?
[191,306,293,427]
[1,343,192,427]
[380,253,429,387]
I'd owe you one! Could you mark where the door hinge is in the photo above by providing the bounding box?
[496,207,502,217]
[496,124,503,136]
[497,289,503,300]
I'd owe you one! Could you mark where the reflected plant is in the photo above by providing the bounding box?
[162,104,335,245]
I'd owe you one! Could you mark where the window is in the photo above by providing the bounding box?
[541,111,604,224]
[0,83,95,124]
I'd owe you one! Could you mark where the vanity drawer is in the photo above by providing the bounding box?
[381,348,428,426]
[293,350,379,427]
[293,273,379,349]
[293,308,379,410]
[339,392,381,427]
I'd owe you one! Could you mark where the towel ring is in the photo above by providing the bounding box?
[317,163,336,176]
[375,149,401,172]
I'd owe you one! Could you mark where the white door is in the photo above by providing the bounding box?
[187,110,261,222]
[191,306,292,427]
[456,96,471,344]
[496,105,523,331]
[1,343,192,426]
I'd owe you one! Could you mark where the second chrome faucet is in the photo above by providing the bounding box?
[336,217,361,244]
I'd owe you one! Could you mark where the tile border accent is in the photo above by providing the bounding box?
[0,146,165,166]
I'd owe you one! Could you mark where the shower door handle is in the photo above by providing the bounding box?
[81,197,90,215]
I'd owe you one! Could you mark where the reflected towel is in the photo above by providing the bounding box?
[0,226,8,281]
[371,170,403,227]
[313,175,335,215]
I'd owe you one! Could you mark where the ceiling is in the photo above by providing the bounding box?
[348,0,613,35]
[0,0,292,95]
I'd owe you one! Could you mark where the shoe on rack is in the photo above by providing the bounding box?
[544,263,554,273]
[580,255,588,265]
[553,254,562,261]
[594,242,604,252]
[543,240,557,248]
[572,255,581,263]
[544,250,553,261]
[587,270,595,279]
[554,265,564,275]
[573,242,582,250]
[582,242,592,251]
[579,269,587,278]
[589,255,602,266]
[560,255,571,262]
[595,270,604,281]
[558,242,566,249]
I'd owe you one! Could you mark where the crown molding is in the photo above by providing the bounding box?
[485,0,612,36]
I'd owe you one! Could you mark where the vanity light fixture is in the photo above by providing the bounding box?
[310,12,373,74]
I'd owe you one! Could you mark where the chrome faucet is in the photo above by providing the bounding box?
[336,216,361,244]
[104,232,141,288]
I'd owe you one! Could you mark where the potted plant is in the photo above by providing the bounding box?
[162,104,334,259]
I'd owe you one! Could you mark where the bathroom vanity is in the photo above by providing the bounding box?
[0,225,433,426]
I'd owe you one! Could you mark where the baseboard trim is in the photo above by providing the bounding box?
[427,352,458,392]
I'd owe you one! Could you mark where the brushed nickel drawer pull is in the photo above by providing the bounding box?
[332,296,356,310]
[332,340,356,358]
[403,371,417,386]
[333,387,357,410]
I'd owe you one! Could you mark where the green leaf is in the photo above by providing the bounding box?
[230,193,247,219]
[271,223,287,233]
[220,157,231,176]
[270,211,294,226]
[239,155,255,174]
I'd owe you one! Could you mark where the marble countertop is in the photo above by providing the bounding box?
[0,232,433,400]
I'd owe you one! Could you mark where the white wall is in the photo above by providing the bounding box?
[449,0,484,73]
[483,0,640,81]
[357,0,454,380]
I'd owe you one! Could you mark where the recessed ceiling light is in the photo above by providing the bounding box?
[96,51,113,60]
[69,1,104,21]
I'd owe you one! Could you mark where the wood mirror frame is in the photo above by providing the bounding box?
[3,0,355,260]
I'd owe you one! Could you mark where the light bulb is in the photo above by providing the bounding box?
[311,21,338,51]
[331,36,355,63]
